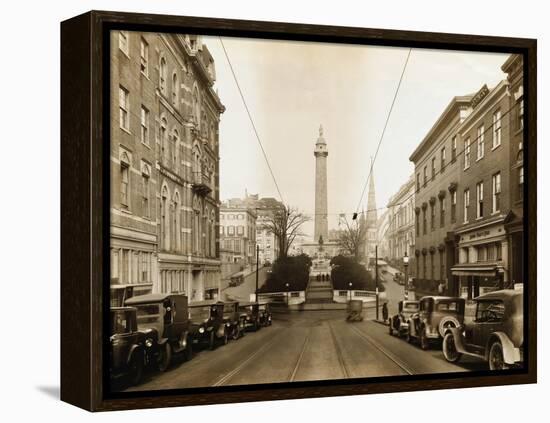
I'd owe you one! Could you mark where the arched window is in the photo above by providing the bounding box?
[160,117,168,163]
[192,144,201,182]
[141,164,150,218]
[193,86,200,125]
[171,129,179,170]
[161,185,170,250]
[173,191,181,252]
[211,209,216,257]
[160,57,167,93]
[120,152,131,209]
[172,72,179,106]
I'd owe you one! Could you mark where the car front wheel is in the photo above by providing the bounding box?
[128,351,144,385]
[442,333,462,363]
[419,328,430,350]
[157,343,172,372]
[489,341,509,371]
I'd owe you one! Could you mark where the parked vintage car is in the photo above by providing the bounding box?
[442,289,523,370]
[110,307,147,385]
[222,301,246,340]
[239,301,262,331]
[406,296,465,349]
[188,300,228,349]
[258,301,273,326]
[125,293,192,372]
[346,299,364,322]
[389,300,419,337]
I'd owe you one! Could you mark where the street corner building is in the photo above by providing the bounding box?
[408,54,524,299]
[109,31,225,307]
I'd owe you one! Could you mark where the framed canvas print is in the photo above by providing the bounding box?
[60,10,537,411]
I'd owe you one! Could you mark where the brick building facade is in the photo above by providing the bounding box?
[409,54,524,299]
[110,31,225,304]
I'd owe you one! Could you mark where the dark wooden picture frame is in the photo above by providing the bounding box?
[61,10,537,412]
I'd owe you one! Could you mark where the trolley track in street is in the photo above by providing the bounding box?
[327,321,351,379]
[347,323,414,375]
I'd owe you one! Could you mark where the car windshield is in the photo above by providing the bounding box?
[436,301,459,312]
[476,300,505,322]
[111,311,132,335]
[403,303,419,312]
[240,305,256,313]
[134,304,161,330]
[189,306,211,321]
[259,304,267,311]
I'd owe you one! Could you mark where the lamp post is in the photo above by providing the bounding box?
[255,244,259,302]
[375,245,379,321]
[285,282,290,306]
[403,251,410,300]
[348,282,352,302]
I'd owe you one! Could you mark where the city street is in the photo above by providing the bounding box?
[124,306,484,392]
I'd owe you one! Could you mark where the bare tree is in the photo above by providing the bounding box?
[263,205,311,259]
[336,216,367,261]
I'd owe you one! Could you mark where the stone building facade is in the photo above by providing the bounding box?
[220,205,257,266]
[386,174,415,267]
[110,31,225,304]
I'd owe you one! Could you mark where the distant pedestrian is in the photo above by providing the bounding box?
[382,302,388,323]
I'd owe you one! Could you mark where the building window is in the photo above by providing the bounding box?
[119,31,129,55]
[477,125,485,160]
[140,106,149,145]
[440,250,445,281]
[423,166,427,187]
[463,189,470,223]
[431,157,436,180]
[430,204,435,231]
[518,98,524,130]
[140,37,148,75]
[416,173,420,192]
[228,226,235,235]
[416,214,420,237]
[237,226,244,235]
[160,57,167,93]
[141,168,150,218]
[440,198,445,227]
[464,138,471,169]
[119,86,129,130]
[451,191,457,223]
[441,147,446,172]
[422,209,427,235]
[120,163,129,209]
[519,166,524,201]
[492,172,501,213]
[476,182,484,219]
[451,136,457,162]
[172,72,179,106]
[160,118,168,163]
[493,110,502,148]
[171,130,179,169]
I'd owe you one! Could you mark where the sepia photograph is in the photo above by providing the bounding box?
[108,30,526,393]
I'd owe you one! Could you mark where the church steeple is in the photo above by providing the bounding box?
[366,157,378,226]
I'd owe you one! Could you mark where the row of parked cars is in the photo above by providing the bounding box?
[110,294,273,386]
[388,289,523,370]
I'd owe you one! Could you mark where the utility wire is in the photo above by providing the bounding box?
[298,100,521,227]
[354,48,413,217]
[219,37,285,204]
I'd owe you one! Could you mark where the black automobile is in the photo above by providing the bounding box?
[110,307,148,386]
[389,300,419,337]
[125,293,193,372]
[188,300,228,349]
[239,301,261,331]
[258,301,272,327]
[222,301,246,340]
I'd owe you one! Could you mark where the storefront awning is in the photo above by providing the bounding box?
[451,265,505,277]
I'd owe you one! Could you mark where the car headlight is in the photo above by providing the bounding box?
[268,316,272,320]
[199,327,205,334]
[226,322,231,327]
[145,338,153,348]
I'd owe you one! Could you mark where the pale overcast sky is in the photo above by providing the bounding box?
[204,36,509,240]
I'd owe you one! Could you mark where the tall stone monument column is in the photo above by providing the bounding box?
[314,125,329,243]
